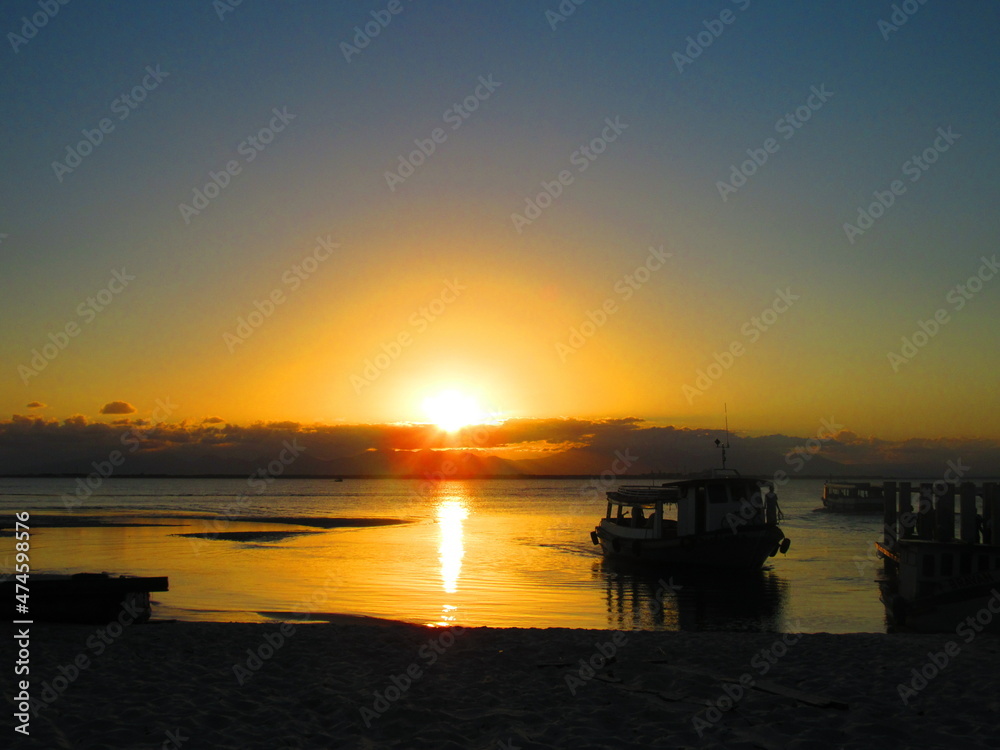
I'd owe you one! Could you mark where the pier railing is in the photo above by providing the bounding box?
[881,481,1000,548]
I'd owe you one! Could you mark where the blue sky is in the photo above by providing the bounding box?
[1,0,998,447]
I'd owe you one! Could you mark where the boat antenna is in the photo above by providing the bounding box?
[714,404,731,469]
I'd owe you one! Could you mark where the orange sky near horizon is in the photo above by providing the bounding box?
[3,4,999,445]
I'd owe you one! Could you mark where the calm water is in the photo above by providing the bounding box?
[0,477,891,632]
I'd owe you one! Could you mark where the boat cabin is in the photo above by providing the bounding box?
[824,482,884,501]
[605,474,778,539]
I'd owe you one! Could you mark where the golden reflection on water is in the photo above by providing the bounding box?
[437,496,468,596]
[432,489,470,627]
[11,480,827,630]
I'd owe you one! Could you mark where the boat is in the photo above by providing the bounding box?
[875,480,1000,632]
[590,469,790,571]
[821,481,884,513]
[3,572,168,624]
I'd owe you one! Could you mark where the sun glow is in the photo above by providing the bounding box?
[422,390,483,432]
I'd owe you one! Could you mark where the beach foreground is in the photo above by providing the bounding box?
[12,621,1000,749]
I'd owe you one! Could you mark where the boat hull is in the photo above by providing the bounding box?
[594,523,785,571]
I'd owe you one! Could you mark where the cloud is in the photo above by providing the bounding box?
[0,415,996,477]
[202,416,225,424]
[26,401,46,409]
[99,401,136,415]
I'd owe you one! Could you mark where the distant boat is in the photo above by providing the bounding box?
[821,481,884,513]
[590,469,790,571]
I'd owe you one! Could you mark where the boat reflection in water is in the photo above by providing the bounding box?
[596,558,789,631]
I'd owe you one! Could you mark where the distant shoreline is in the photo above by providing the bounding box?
[0,473,962,480]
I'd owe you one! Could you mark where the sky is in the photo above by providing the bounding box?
[1,1,999,474]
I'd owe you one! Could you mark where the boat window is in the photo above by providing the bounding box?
[940,554,954,577]
[708,484,729,504]
[922,554,935,577]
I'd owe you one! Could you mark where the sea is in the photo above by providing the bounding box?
[1,477,895,633]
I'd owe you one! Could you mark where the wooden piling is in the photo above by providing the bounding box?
[959,482,978,544]
[917,483,935,540]
[898,481,913,539]
[985,482,999,545]
[935,483,955,542]
[883,481,897,545]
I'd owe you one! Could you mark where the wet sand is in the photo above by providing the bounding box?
[12,621,1000,749]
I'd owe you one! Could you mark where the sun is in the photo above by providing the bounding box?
[422,390,483,432]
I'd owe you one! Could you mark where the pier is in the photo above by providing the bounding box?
[881,481,1000,550]
[877,481,1000,630]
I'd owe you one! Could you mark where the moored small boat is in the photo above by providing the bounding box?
[590,470,790,571]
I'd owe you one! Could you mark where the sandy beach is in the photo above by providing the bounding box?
[11,620,1000,749]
